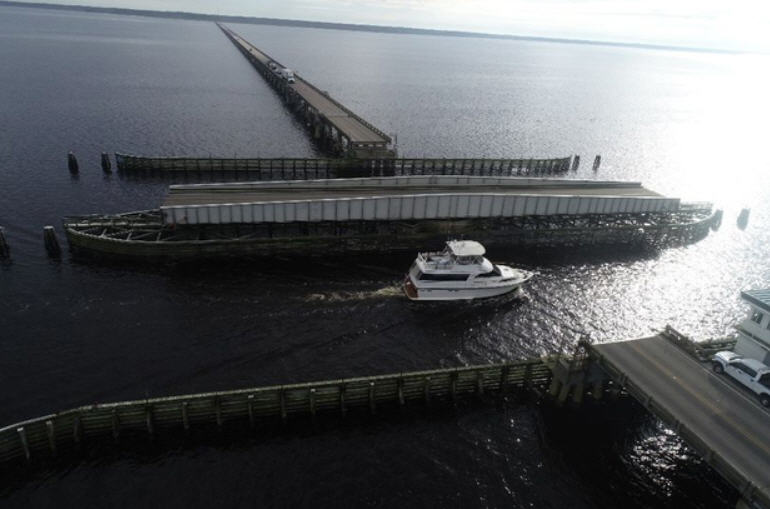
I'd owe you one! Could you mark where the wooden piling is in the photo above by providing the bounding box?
[72,415,82,444]
[309,388,317,418]
[475,371,484,398]
[279,390,287,422]
[549,378,562,398]
[101,153,112,173]
[214,398,222,429]
[17,427,30,462]
[111,409,120,440]
[368,382,376,415]
[45,420,56,456]
[592,380,604,400]
[247,395,255,428]
[339,384,347,418]
[522,363,532,391]
[145,406,154,437]
[0,226,9,259]
[181,402,190,431]
[67,152,79,174]
[737,208,750,230]
[572,383,585,405]
[43,226,61,258]
[498,365,510,400]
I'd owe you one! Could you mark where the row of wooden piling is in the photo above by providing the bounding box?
[65,152,603,177]
[0,226,62,260]
[0,360,552,466]
[67,152,112,175]
[113,153,580,176]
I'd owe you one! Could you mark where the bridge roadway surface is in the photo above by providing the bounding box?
[593,335,770,503]
[163,182,662,207]
[221,26,389,145]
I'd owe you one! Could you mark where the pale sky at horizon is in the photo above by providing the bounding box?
[13,0,770,52]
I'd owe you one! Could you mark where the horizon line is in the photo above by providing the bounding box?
[0,0,752,55]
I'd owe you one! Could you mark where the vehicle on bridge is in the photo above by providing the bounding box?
[280,68,295,83]
[403,240,533,301]
[711,351,770,407]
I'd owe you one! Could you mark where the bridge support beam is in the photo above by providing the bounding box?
[591,380,604,400]
[546,349,608,406]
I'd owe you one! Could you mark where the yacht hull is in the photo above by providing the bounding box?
[404,281,524,301]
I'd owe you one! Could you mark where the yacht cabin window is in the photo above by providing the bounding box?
[417,271,469,281]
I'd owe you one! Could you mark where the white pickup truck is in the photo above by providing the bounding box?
[712,351,770,407]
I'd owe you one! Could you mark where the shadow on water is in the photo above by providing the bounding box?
[0,396,522,497]
[538,397,738,509]
[65,242,667,277]
[0,397,739,509]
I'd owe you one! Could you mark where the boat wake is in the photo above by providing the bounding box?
[303,285,403,303]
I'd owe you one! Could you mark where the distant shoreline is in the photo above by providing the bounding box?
[0,0,742,55]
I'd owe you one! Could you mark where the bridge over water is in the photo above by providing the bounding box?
[585,332,770,508]
[1,328,767,507]
[218,24,394,158]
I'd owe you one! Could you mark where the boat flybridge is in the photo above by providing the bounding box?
[404,240,533,301]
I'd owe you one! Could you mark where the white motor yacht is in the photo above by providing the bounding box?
[403,240,533,301]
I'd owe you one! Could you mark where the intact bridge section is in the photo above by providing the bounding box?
[218,23,394,159]
[3,326,766,508]
[544,330,770,509]
[61,176,719,259]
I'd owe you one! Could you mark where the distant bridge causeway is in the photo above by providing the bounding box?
[218,23,394,158]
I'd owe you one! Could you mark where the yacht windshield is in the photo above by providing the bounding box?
[477,265,502,278]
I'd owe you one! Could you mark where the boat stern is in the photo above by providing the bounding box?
[403,273,419,300]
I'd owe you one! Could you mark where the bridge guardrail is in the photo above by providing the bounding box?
[662,325,737,362]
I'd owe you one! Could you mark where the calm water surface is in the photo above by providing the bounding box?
[1,6,769,508]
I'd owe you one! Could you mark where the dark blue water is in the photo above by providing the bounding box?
[2,5,769,507]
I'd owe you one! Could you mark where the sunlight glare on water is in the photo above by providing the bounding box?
[1,6,768,508]
[659,53,770,207]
